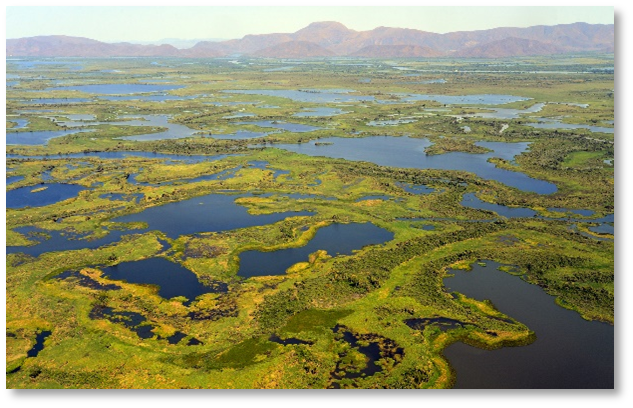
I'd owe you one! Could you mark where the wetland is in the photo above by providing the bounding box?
[5,55,614,389]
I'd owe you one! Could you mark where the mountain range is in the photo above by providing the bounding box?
[6,21,614,59]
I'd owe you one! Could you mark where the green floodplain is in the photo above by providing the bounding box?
[5,55,614,389]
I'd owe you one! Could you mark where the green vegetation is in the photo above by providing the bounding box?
[6,55,613,389]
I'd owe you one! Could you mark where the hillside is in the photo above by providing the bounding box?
[250,41,336,58]
[7,21,614,58]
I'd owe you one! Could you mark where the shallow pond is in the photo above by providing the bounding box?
[113,193,315,239]
[443,261,613,388]
[114,115,199,141]
[464,103,545,119]
[7,128,93,145]
[100,94,199,102]
[461,193,537,218]
[100,257,226,305]
[7,59,83,70]
[7,183,87,209]
[27,331,52,358]
[238,223,393,278]
[48,83,184,94]
[7,226,139,258]
[224,89,375,103]
[6,175,25,185]
[526,119,614,134]
[400,93,529,105]
[461,193,613,229]
[271,136,557,194]
[395,182,435,195]
[7,119,29,129]
[589,224,614,235]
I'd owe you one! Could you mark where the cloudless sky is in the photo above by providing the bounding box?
[6,6,614,43]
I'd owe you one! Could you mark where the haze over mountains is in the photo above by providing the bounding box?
[7,21,614,59]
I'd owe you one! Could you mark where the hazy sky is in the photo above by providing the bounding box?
[6,6,614,43]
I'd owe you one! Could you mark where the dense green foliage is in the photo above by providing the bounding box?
[6,55,613,389]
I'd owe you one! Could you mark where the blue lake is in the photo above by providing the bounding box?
[224,89,375,103]
[7,183,87,209]
[7,226,145,258]
[443,261,613,388]
[112,193,315,239]
[461,193,537,218]
[100,257,224,305]
[7,128,92,145]
[395,182,435,195]
[589,224,614,235]
[7,119,29,129]
[7,60,83,70]
[270,136,557,194]
[61,115,201,141]
[461,194,612,230]
[6,175,25,185]
[526,120,614,134]
[548,207,595,217]
[119,119,197,141]
[238,223,393,278]
[100,94,198,102]
[399,93,530,105]
[464,103,545,119]
[48,83,184,94]
[8,190,311,257]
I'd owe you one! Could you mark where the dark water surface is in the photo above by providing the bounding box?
[100,257,225,304]
[49,83,184,94]
[225,89,374,103]
[443,261,613,389]
[7,128,93,145]
[238,223,393,278]
[271,136,557,194]
[27,331,52,358]
[113,193,314,239]
[7,183,86,208]
[6,226,142,257]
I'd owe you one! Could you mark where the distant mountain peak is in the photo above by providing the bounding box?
[6,21,613,59]
[302,21,350,30]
